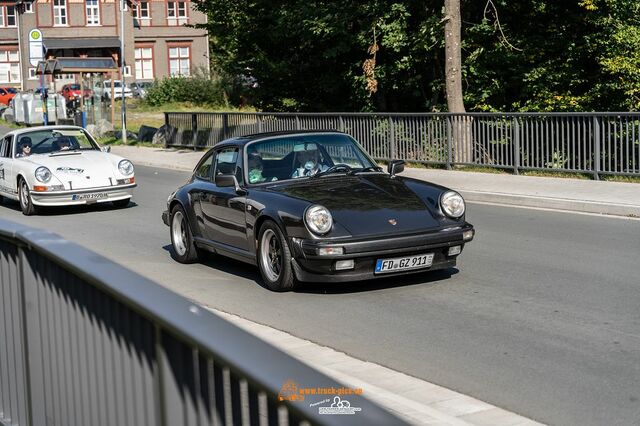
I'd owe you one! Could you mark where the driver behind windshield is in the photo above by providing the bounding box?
[291,143,329,178]
[16,137,32,157]
[55,137,73,151]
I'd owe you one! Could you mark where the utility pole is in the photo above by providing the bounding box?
[120,0,127,143]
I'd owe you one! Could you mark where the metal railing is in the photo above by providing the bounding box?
[164,112,640,179]
[0,218,404,426]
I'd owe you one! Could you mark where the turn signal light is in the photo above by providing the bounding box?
[317,247,344,256]
[33,186,48,192]
[463,230,474,241]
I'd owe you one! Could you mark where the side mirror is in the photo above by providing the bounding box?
[101,146,111,153]
[387,160,405,177]
[215,174,244,193]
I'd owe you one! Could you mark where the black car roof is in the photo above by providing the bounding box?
[214,130,346,149]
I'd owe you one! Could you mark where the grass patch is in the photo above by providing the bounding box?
[0,118,23,129]
[521,170,592,180]
[601,175,640,183]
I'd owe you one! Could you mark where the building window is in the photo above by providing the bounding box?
[6,6,15,27]
[169,45,190,76]
[0,50,20,83]
[54,0,67,26]
[133,1,151,26]
[86,0,100,25]
[135,47,154,79]
[25,2,34,13]
[29,68,38,80]
[167,1,188,26]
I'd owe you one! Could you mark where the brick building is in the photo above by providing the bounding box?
[0,0,209,90]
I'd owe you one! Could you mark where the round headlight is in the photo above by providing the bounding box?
[35,167,52,183]
[305,205,333,235]
[118,159,134,176]
[440,191,465,218]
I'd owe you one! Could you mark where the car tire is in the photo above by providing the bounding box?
[170,204,200,263]
[257,220,297,292]
[112,198,130,208]
[18,178,38,216]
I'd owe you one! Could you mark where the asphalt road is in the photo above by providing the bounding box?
[2,165,639,426]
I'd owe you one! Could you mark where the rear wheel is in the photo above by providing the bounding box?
[257,221,297,292]
[18,178,38,216]
[112,198,130,208]
[170,205,200,263]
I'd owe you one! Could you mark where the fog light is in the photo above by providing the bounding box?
[335,259,354,270]
[448,245,462,256]
[463,230,474,241]
[117,177,135,185]
[318,247,344,256]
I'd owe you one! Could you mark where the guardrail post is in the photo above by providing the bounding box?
[593,115,600,180]
[446,116,452,170]
[295,115,301,130]
[513,117,520,175]
[19,248,47,425]
[222,113,229,140]
[339,115,345,132]
[389,116,396,160]
[258,115,263,133]
[191,113,198,151]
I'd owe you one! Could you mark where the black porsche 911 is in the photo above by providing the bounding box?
[162,131,474,291]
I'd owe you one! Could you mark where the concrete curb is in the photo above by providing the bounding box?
[460,190,640,218]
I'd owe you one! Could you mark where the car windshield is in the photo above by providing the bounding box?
[105,81,122,88]
[7,88,17,93]
[15,129,99,157]
[245,134,378,184]
[68,84,81,90]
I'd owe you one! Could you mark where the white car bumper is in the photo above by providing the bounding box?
[30,184,136,206]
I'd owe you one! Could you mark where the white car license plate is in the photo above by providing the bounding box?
[72,192,108,201]
[375,253,435,274]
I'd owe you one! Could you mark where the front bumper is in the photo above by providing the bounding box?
[290,224,474,283]
[30,183,136,206]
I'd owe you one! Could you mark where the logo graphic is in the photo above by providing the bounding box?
[30,30,41,40]
[278,380,304,402]
[388,219,397,225]
[318,396,362,415]
[57,167,84,174]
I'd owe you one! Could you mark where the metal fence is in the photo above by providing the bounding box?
[165,112,640,179]
[0,218,404,426]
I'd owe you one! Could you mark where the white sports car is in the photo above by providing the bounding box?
[0,125,136,215]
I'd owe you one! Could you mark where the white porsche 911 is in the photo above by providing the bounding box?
[0,125,136,215]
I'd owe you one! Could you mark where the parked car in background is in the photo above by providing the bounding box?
[130,81,152,98]
[60,83,93,102]
[163,131,475,291]
[0,126,136,215]
[97,80,132,101]
[0,87,17,105]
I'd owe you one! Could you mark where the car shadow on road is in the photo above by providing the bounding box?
[0,199,138,216]
[161,243,458,294]
[296,268,459,294]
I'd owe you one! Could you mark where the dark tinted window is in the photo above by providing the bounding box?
[195,151,214,180]
[213,148,238,177]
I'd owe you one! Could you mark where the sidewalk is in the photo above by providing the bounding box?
[113,145,640,218]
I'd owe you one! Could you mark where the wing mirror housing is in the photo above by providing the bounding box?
[388,160,405,177]
[101,146,111,153]
[215,174,245,194]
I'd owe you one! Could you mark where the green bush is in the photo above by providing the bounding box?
[144,72,226,107]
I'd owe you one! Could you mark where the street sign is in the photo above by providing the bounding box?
[28,29,43,67]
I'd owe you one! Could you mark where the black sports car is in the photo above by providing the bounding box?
[162,131,474,291]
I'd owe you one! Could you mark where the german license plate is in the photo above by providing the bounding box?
[72,192,108,201]
[375,253,435,274]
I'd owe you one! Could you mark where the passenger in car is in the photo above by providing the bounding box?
[16,138,32,157]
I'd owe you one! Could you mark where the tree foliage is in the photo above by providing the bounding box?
[192,0,640,112]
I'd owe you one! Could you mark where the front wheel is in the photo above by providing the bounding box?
[170,205,200,263]
[18,178,38,216]
[257,221,297,292]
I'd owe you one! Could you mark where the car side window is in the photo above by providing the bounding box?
[213,148,239,177]
[195,151,215,180]
[1,136,12,158]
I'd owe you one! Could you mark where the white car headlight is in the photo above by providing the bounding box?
[118,159,134,176]
[35,167,52,183]
[441,191,465,218]
[305,205,333,235]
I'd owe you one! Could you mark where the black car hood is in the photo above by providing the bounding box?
[266,174,444,237]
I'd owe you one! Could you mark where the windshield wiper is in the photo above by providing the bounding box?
[348,166,384,175]
[312,164,353,178]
